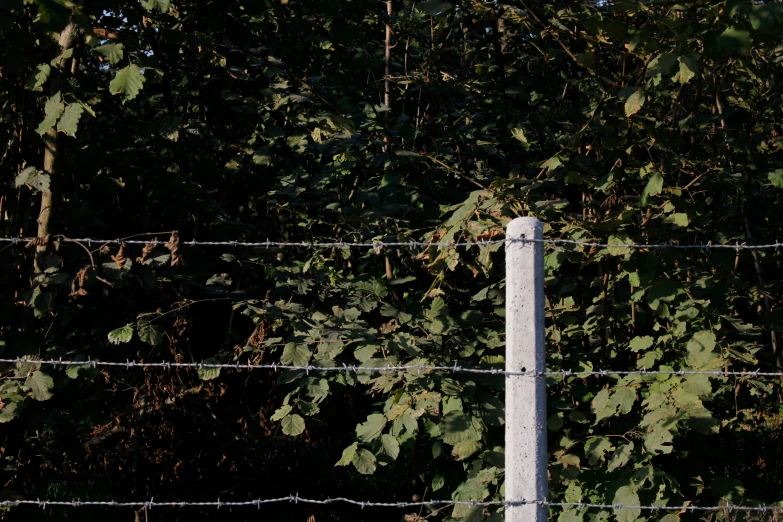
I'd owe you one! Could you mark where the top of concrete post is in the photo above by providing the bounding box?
[506,217,543,242]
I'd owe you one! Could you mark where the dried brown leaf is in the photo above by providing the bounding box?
[136,242,155,263]
[165,232,184,267]
[70,266,92,297]
[25,235,50,248]
[379,319,399,334]
[248,324,266,348]
[111,242,128,269]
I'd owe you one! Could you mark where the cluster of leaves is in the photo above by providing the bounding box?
[1,0,783,521]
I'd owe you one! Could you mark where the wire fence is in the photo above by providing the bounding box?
[3,232,783,514]
[1,235,783,250]
[2,495,781,513]
[2,357,782,378]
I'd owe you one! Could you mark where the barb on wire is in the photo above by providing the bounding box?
[0,236,782,250]
[2,358,783,378]
[1,496,780,513]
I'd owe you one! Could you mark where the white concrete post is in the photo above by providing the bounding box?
[505,217,547,521]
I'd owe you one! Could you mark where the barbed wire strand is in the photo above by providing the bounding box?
[2,358,782,378]
[1,496,780,512]
[2,240,781,513]
[0,236,782,250]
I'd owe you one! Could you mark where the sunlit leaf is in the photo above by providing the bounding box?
[110,65,145,104]
[25,371,54,401]
[624,88,645,116]
[108,324,134,344]
[281,413,305,436]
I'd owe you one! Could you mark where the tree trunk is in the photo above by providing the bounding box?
[384,0,392,108]
[35,21,77,272]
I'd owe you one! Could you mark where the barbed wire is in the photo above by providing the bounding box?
[1,495,780,512]
[1,235,782,250]
[2,358,782,378]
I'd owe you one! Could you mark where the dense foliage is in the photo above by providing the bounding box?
[1,0,783,520]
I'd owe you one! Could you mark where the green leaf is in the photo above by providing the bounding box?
[607,442,634,472]
[646,53,676,78]
[108,324,134,344]
[110,65,145,104]
[539,154,563,175]
[281,413,305,436]
[343,307,361,321]
[673,55,699,84]
[50,48,73,66]
[612,486,640,522]
[137,322,163,346]
[197,359,221,380]
[647,279,679,310]
[296,400,320,416]
[441,411,482,444]
[663,212,689,228]
[511,128,529,148]
[388,276,416,286]
[624,88,645,117]
[684,402,719,434]
[683,374,712,397]
[306,378,329,401]
[95,43,124,65]
[356,413,386,442]
[65,364,97,380]
[714,27,750,56]
[592,388,613,423]
[751,4,783,33]
[432,475,445,492]
[25,371,54,401]
[336,442,358,466]
[640,172,663,207]
[451,439,481,460]
[281,343,311,366]
[351,448,376,474]
[36,92,64,135]
[710,477,745,501]
[644,427,673,455]
[0,399,20,423]
[629,336,654,352]
[686,331,717,368]
[57,104,84,137]
[565,483,582,503]
[141,0,170,12]
[15,167,50,193]
[25,63,51,91]
[612,385,636,414]
[271,405,293,421]
[584,436,613,465]
[769,170,783,188]
[558,510,584,522]
[252,146,273,165]
[453,475,489,502]
[380,433,400,459]
[606,235,633,256]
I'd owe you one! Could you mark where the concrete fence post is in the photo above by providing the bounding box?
[505,217,547,521]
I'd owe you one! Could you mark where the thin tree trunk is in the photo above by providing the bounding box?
[742,199,780,368]
[384,0,392,108]
[498,15,507,52]
[132,394,147,522]
[35,21,77,271]
[489,7,505,81]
